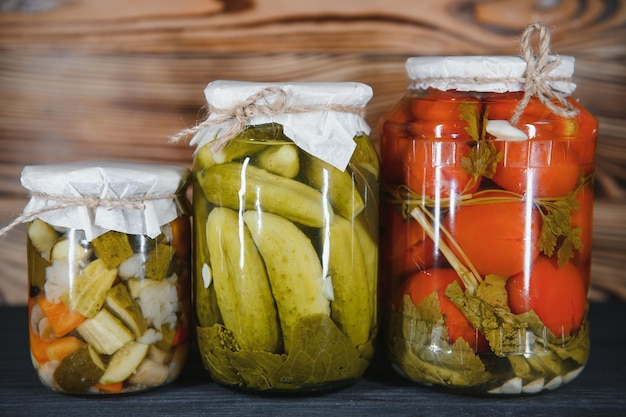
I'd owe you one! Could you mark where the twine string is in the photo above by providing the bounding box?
[0,192,178,238]
[510,22,578,125]
[169,86,366,153]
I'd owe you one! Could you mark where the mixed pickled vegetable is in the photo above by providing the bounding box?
[27,218,191,394]
[379,90,597,394]
[193,123,379,391]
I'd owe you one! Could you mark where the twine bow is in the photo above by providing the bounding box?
[510,22,579,125]
[0,192,177,238]
[169,86,366,152]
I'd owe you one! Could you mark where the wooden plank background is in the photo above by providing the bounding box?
[1,0,625,304]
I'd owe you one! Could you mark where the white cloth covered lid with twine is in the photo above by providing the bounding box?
[170,81,373,171]
[407,23,579,126]
[1,161,189,240]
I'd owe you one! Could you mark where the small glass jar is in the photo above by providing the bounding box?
[189,81,379,392]
[22,161,191,394]
[379,56,597,395]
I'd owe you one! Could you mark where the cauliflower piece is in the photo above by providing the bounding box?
[134,276,179,330]
[44,261,70,303]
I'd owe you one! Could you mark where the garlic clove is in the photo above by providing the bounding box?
[486,120,528,141]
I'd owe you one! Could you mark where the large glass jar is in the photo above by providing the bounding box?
[379,55,598,395]
[22,162,191,394]
[188,81,379,392]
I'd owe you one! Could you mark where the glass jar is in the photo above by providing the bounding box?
[22,161,191,394]
[379,56,598,395]
[189,81,379,392]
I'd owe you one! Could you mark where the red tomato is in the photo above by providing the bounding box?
[506,256,587,337]
[487,93,553,123]
[380,204,436,317]
[443,190,542,278]
[410,90,479,141]
[406,120,473,140]
[381,206,436,278]
[490,139,581,198]
[403,140,481,199]
[402,268,489,352]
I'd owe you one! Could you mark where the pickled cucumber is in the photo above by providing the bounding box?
[105,284,147,338]
[212,123,287,164]
[155,323,176,351]
[354,215,378,324]
[255,144,300,178]
[77,309,134,355]
[69,259,118,318]
[28,219,58,261]
[92,231,134,269]
[351,134,380,180]
[197,162,333,228]
[302,154,365,219]
[99,341,150,385]
[207,207,280,352]
[194,143,216,171]
[193,182,222,328]
[145,243,175,281]
[243,210,330,353]
[326,215,372,347]
[53,345,105,393]
[27,236,50,291]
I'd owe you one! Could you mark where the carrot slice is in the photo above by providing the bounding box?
[29,325,52,364]
[45,336,85,362]
[95,381,124,394]
[37,296,86,337]
[172,323,189,346]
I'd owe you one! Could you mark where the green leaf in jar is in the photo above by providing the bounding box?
[270,314,369,389]
[389,294,491,387]
[458,102,502,186]
[445,281,532,356]
[476,275,510,311]
[195,324,243,386]
[460,140,502,182]
[542,318,590,364]
[195,314,369,391]
[536,192,583,267]
[459,102,481,141]
[228,350,287,390]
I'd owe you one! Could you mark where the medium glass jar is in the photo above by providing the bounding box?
[22,161,191,394]
[379,56,597,395]
[189,81,379,392]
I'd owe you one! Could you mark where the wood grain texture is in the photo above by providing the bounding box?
[1,0,625,304]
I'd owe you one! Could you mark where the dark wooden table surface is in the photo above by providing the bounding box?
[1,302,624,417]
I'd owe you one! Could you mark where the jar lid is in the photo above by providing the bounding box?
[20,161,189,239]
[187,80,373,171]
[406,56,576,94]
